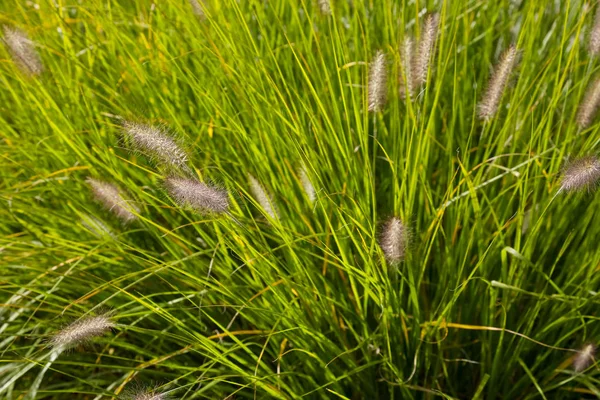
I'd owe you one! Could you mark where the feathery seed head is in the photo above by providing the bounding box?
[368,50,388,112]
[248,174,279,220]
[121,384,170,400]
[2,26,43,76]
[50,314,114,350]
[399,37,415,100]
[189,0,206,20]
[413,13,439,89]
[298,166,316,203]
[122,121,188,169]
[165,176,229,214]
[559,155,600,193]
[379,217,409,265]
[87,178,138,223]
[590,6,600,55]
[478,45,519,120]
[318,0,331,15]
[577,79,600,128]
[573,343,596,372]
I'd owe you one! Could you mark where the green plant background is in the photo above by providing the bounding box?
[1,0,599,398]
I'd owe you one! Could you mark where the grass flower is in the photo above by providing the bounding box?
[165,176,229,214]
[87,178,138,223]
[121,385,170,400]
[478,45,519,120]
[318,0,331,15]
[298,166,316,203]
[413,13,439,89]
[559,155,600,193]
[399,37,415,99]
[577,78,600,128]
[2,26,42,76]
[50,314,114,350]
[379,217,409,265]
[590,6,600,56]
[573,344,596,372]
[248,174,278,220]
[122,121,188,170]
[189,0,206,20]
[368,50,388,112]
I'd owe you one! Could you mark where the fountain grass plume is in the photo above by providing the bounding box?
[590,5,600,56]
[577,78,600,128]
[87,178,138,223]
[368,50,388,112]
[298,165,316,203]
[121,384,171,400]
[413,13,439,89]
[559,155,600,193]
[478,45,519,121]
[399,37,415,100]
[379,217,409,265]
[573,343,596,372]
[189,0,206,20]
[248,174,279,220]
[318,0,331,15]
[165,176,229,214]
[122,121,189,170]
[2,25,43,76]
[50,314,114,351]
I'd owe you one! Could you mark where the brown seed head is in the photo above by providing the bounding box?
[478,45,519,120]
[577,79,600,128]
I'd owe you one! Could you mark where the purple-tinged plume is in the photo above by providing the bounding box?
[573,343,596,372]
[165,176,229,214]
[2,26,42,76]
[368,50,388,112]
[559,155,600,193]
[87,178,138,223]
[122,121,188,170]
[50,314,114,350]
[577,79,600,128]
[478,45,519,120]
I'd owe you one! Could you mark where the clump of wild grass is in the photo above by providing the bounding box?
[573,343,596,372]
[87,178,138,223]
[298,166,315,203]
[590,6,600,56]
[379,217,409,265]
[478,45,519,120]
[559,155,600,193]
[122,121,188,170]
[368,50,388,112]
[50,314,114,351]
[165,176,229,214]
[412,13,440,90]
[2,25,43,76]
[189,0,206,20]
[318,0,331,15]
[577,78,600,128]
[248,174,279,220]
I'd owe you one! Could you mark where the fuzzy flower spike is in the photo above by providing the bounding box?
[577,78,600,128]
[122,121,189,170]
[590,5,600,56]
[478,45,519,120]
[87,178,138,223]
[121,385,170,400]
[379,217,409,265]
[2,26,43,76]
[413,13,440,89]
[368,50,388,112]
[248,174,279,220]
[50,314,114,351]
[165,176,229,214]
[573,343,596,372]
[559,155,600,193]
[318,0,331,15]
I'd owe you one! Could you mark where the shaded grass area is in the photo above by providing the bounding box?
[1,0,599,398]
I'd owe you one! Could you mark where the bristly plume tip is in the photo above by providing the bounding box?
[368,50,388,112]
[478,45,519,121]
[2,25,43,76]
[559,155,600,193]
[165,176,229,214]
[50,314,114,351]
[379,217,409,265]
